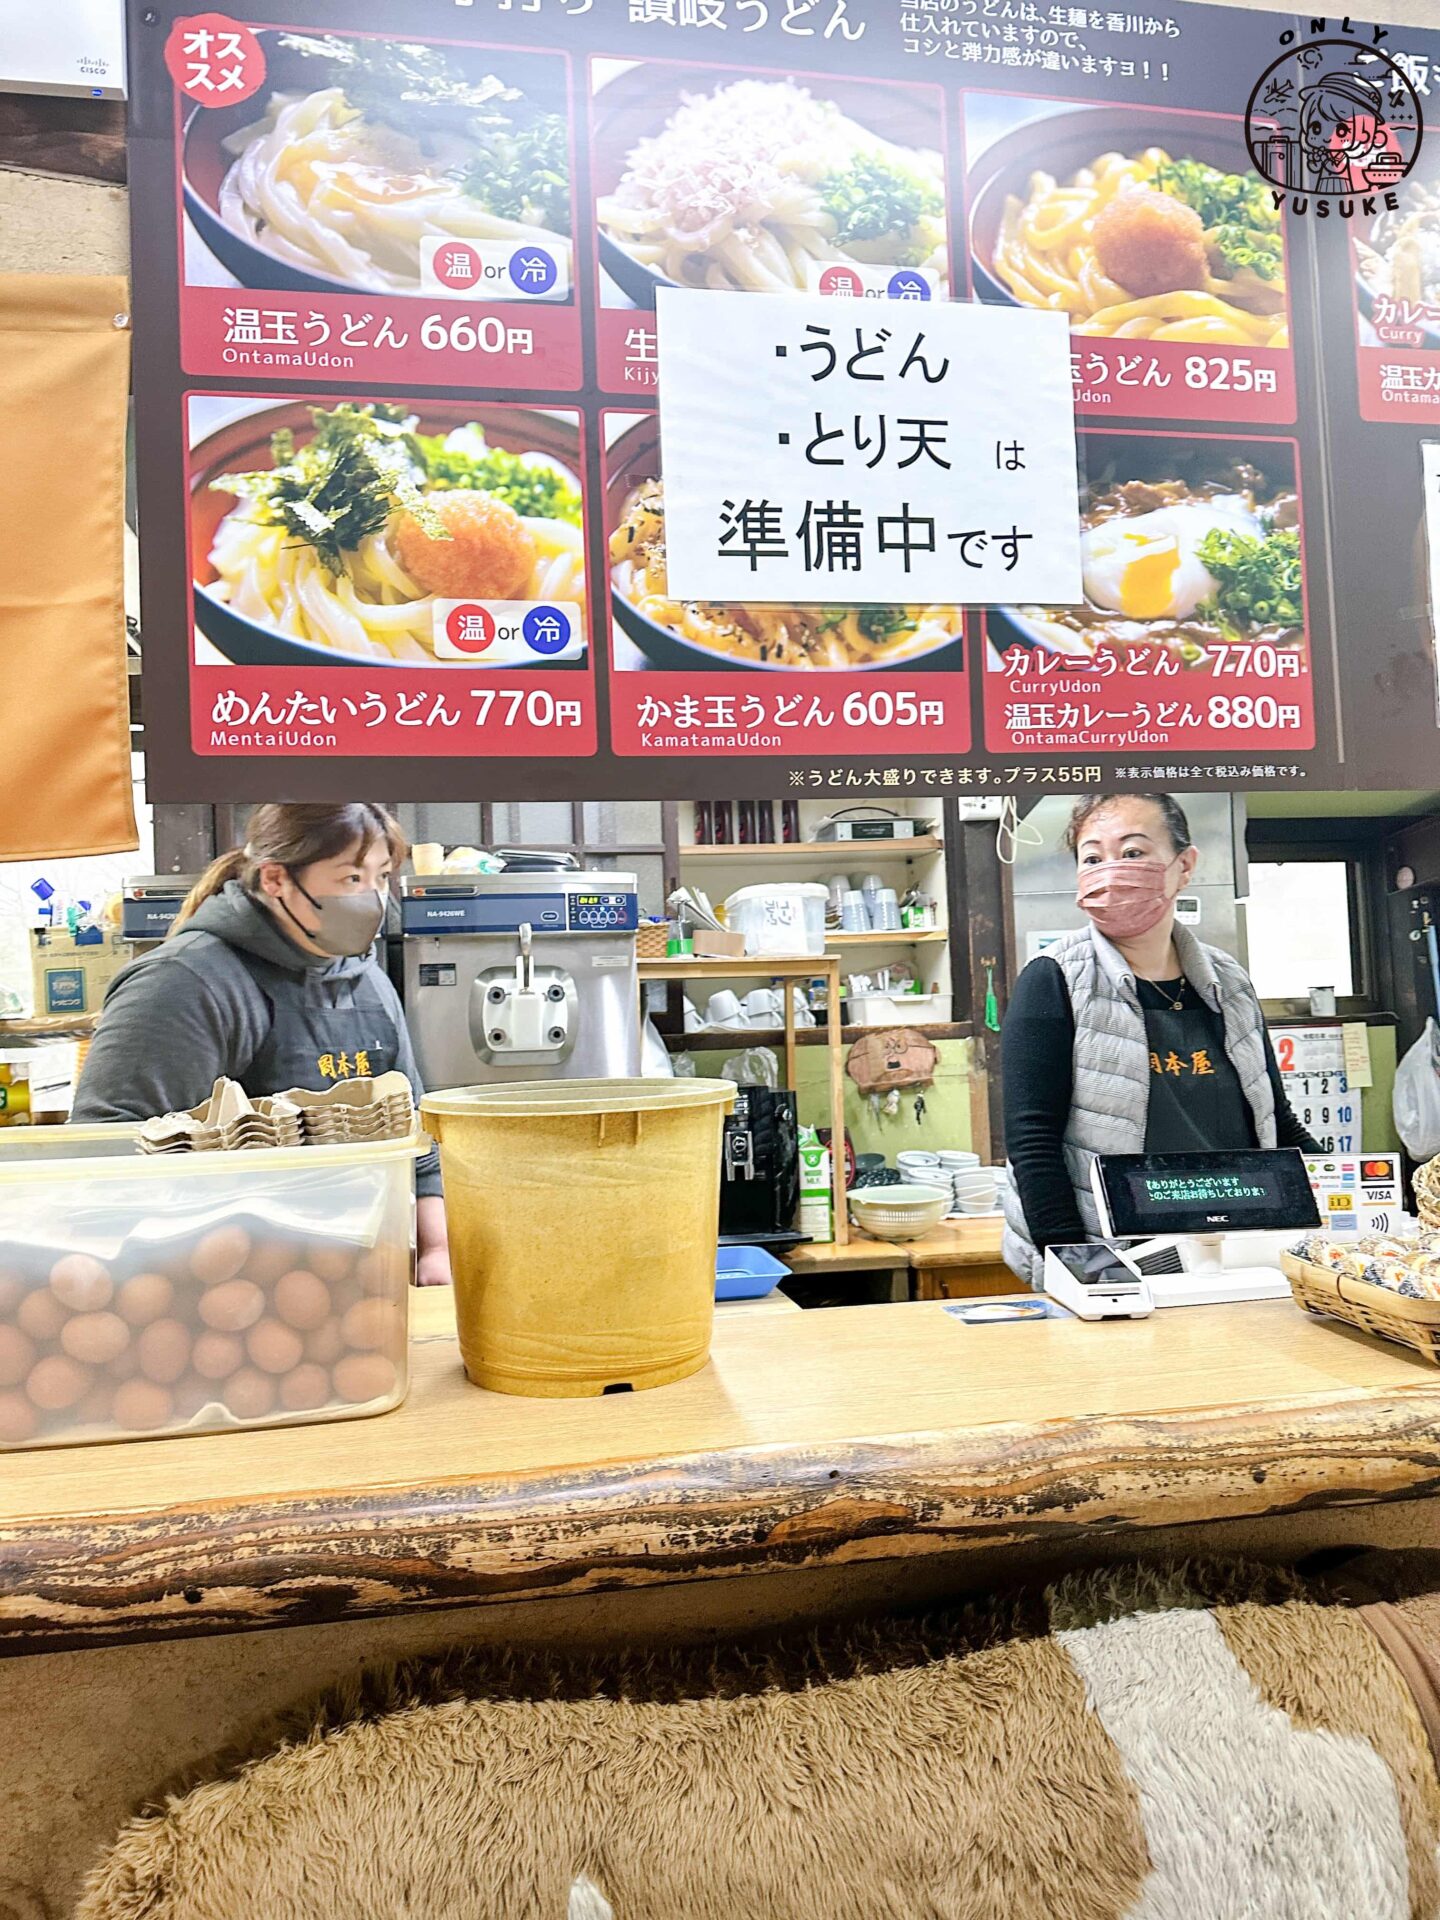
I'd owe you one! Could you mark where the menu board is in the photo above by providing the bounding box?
[125,0,1440,802]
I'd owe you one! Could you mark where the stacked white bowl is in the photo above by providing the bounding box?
[939,1150,999,1214]
[896,1150,942,1185]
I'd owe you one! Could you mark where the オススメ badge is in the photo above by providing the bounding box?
[1246,24,1423,216]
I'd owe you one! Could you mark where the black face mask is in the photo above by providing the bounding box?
[278,877,386,958]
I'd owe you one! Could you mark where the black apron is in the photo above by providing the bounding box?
[234,951,404,1099]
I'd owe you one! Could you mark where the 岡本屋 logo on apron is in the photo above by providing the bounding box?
[317,1049,379,1081]
[1246,22,1424,218]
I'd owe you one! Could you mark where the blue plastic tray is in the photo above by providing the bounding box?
[715,1245,788,1301]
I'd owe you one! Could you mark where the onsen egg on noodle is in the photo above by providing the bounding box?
[394,491,537,600]
[1080,498,1262,623]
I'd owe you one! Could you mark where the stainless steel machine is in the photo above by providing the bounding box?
[400,870,641,1089]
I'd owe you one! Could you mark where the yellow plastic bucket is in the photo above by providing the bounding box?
[422,1078,738,1397]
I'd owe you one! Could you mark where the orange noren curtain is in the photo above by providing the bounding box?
[0,273,137,860]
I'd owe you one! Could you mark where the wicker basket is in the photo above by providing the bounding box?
[636,923,671,960]
[1281,1252,1440,1364]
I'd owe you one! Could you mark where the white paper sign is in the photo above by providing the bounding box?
[656,289,1083,607]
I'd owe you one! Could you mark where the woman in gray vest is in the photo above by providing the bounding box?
[72,802,450,1286]
[1001,791,1315,1287]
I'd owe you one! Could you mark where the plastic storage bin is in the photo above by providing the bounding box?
[0,1127,418,1450]
[423,1078,736,1397]
[723,884,828,958]
[715,1245,787,1301]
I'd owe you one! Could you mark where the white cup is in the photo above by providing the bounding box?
[841,890,869,933]
[744,988,782,1020]
[706,990,742,1027]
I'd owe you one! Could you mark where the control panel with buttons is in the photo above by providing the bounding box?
[566,891,639,932]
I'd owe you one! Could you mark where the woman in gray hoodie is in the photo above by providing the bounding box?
[72,802,449,1286]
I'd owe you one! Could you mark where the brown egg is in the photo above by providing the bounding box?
[272,1270,331,1332]
[197,1278,265,1333]
[112,1379,174,1432]
[15,1287,67,1343]
[109,1343,141,1382]
[243,1237,300,1289]
[278,1363,332,1412]
[189,1225,252,1287]
[191,1330,244,1381]
[333,1352,399,1404]
[26,1354,92,1411]
[341,1297,405,1353]
[0,1325,36,1390]
[136,1318,191,1385]
[0,1268,25,1319]
[73,1379,115,1427]
[302,1319,346,1367]
[49,1253,113,1313]
[246,1318,303,1376]
[115,1271,174,1328]
[356,1248,405,1296]
[60,1311,131,1367]
[305,1241,355,1286]
[0,1390,38,1445]
[222,1366,276,1421]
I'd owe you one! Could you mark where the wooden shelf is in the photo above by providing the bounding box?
[683,838,941,860]
[827,930,948,947]
[664,1023,970,1049]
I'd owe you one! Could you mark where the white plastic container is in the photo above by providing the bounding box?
[0,1125,417,1450]
[724,884,828,957]
[849,992,952,1026]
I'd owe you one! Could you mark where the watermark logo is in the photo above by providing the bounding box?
[1246,21,1423,217]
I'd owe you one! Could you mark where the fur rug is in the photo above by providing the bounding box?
[78,1560,1440,1920]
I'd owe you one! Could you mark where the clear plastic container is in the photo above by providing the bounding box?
[723,884,828,957]
[0,1128,418,1450]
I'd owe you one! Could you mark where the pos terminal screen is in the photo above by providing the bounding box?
[1095,1151,1321,1238]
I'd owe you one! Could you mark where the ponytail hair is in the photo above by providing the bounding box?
[169,803,407,935]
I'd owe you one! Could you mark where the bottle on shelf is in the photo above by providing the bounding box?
[781,800,800,843]
[757,800,776,843]
[695,801,714,845]
[714,800,734,844]
[737,800,756,845]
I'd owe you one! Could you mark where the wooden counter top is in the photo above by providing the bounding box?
[4,1288,1440,1655]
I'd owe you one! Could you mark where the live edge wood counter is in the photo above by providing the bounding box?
[4,1290,1440,1657]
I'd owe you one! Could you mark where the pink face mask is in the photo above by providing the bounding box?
[1076,857,1177,941]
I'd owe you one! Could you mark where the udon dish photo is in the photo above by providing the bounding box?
[593,65,948,306]
[990,440,1303,669]
[605,416,963,674]
[1356,161,1440,345]
[970,103,1287,349]
[191,398,585,670]
[182,34,571,296]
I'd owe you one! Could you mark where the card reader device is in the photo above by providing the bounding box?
[1043,1242,1154,1320]
[1089,1149,1321,1307]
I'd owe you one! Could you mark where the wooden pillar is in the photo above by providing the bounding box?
[944,803,1010,1160]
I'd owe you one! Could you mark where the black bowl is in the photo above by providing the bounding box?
[191,398,588,671]
[603,415,967,675]
[968,103,1281,313]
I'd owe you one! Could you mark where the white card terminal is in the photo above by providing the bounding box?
[1043,1243,1154,1321]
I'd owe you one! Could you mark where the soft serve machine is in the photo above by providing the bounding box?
[400,867,642,1088]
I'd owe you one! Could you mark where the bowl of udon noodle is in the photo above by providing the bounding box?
[191,399,586,670]
[1355,162,1440,349]
[986,437,1303,669]
[605,414,966,674]
[968,106,1287,349]
[591,65,949,309]
[182,33,572,297]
